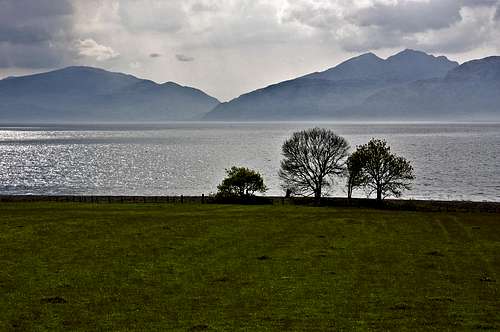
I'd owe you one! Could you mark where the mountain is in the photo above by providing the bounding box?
[204,49,469,120]
[354,56,500,120]
[0,66,220,122]
[303,49,457,83]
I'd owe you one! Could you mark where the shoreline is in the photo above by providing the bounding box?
[1,195,499,213]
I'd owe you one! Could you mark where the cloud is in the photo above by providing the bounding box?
[351,0,462,33]
[281,0,344,30]
[0,0,73,68]
[0,0,72,45]
[118,1,187,33]
[350,0,499,35]
[75,38,120,61]
[129,61,142,69]
[412,6,499,53]
[0,0,72,28]
[282,0,500,53]
[463,0,499,7]
[0,42,66,68]
[191,1,220,13]
[176,54,195,62]
[1,0,500,99]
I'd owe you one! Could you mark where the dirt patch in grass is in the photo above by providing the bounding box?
[40,296,67,304]
[189,324,209,331]
[426,250,445,257]
[480,276,496,283]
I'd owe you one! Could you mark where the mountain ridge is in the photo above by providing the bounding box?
[0,66,220,122]
[355,56,500,120]
[2,50,499,123]
[204,50,499,121]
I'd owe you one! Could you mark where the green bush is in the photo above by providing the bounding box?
[217,166,267,198]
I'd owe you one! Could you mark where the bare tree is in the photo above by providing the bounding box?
[279,128,350,200]
[354,139,414,201]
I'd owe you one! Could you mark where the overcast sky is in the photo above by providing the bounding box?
[1,0,499,101]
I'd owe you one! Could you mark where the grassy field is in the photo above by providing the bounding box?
[0,203,499,331]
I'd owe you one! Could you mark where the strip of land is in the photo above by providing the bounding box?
[0,203,499,331]
[0,195,499,213]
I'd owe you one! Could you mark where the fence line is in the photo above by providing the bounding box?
[0,195,498,213]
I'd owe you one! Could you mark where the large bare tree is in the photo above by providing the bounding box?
[279,128,350,200]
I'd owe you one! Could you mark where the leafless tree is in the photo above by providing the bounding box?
[279,128,350,200]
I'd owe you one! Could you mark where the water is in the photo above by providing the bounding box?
[0,122,498,201]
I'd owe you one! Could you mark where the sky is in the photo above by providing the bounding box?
[1,0,499,101]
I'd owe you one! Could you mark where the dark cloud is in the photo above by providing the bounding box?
[0,0,72,21]
[352,0,500,33]
[0,26,52,44]
[0,42,66,68]
[0,0,72,43]
[0,0,73,68]
[338,27,406,52]
[176,54,195,62]
[351,0,462,33]
[150,53,162,58]
[283,0,499,54]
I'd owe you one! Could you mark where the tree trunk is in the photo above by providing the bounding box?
[314,186,321,205]
[376,188,382,202]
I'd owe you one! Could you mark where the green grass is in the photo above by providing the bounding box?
[0,203,499,331]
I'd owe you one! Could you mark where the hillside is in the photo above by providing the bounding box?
[355,56,500,120]
[0,66,220,122]
[204,50,500,121]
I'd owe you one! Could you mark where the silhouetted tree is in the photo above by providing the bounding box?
[354,139,414,201]
[346,150,367,199]
[279,128,350,201]
[217,166,267,197]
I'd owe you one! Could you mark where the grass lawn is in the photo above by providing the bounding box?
[0,203,499,331]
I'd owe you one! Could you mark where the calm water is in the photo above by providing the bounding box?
[0,122,498,201]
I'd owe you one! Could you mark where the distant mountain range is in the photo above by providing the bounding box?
[205,49,500,121]
[1,50,499,122]
[0,66,219,122]
[353,55,500,120]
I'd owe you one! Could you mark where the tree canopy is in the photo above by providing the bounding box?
[279,128,350,200]
[217,166,267,197]
[346,149,367,199]
[352,139,414,201]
